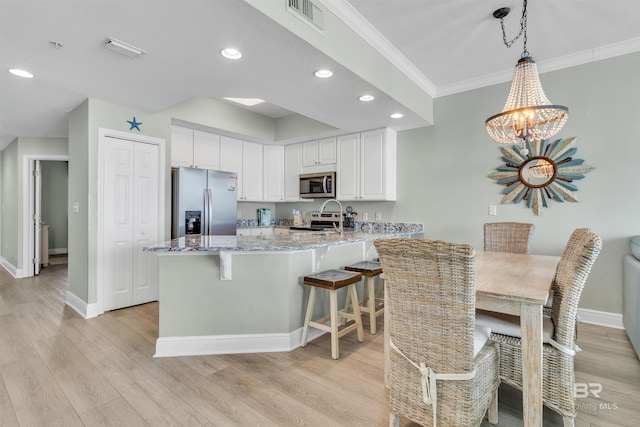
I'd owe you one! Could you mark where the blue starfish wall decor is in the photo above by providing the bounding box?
[127,116,142,131]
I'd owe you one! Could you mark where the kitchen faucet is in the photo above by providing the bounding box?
[320,198,343,234]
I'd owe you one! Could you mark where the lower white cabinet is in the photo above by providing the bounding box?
[237,228,276,236]
[336,128,396,201]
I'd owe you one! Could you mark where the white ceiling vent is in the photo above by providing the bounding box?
[287,0,324,33]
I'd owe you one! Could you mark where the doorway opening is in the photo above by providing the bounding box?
[24,155,69,278]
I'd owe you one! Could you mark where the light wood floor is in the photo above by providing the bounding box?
[0,263,638,427]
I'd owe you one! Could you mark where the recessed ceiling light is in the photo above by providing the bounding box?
[9,69,34,78]
[221,48,242,59]
[390,113,404,119]
[314,69,333,78]
[223,97,265,107]
[359,94,375,102]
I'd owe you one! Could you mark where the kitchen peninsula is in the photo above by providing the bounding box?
[145,224,422,357]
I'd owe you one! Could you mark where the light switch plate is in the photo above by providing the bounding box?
[489,205,497,216]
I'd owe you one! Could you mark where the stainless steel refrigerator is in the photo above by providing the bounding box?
[171,167,238,238]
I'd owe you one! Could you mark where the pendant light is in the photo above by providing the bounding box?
[485,0,568,156]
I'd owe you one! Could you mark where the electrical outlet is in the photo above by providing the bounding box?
[375,212,382,221]
[489,205,497,216]
[72,202,79,213]
[237,210,242,219]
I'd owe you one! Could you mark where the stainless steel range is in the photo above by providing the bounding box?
[290,211,342,231]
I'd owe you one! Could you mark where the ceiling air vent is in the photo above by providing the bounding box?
[287,0,324,32]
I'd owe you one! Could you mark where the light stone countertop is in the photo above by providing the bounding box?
[145,227,423,253]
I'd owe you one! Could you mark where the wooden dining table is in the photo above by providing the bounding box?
[383,250,560,427]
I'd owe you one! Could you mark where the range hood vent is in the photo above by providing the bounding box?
[287,0,324,32]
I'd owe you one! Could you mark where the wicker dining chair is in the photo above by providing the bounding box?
[483,222,535,254]
[374,238,500,427]
[478,228,602,427]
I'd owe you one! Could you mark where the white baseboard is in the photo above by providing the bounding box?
[65,291,100,319]
[578,308,624,329]
[155,327,326,357]
[49,248,68,255]
[0,256,28,278]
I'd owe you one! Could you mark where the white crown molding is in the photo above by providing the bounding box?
[319,0,438,98]
[437,37,640,97]
[321,0,640,99]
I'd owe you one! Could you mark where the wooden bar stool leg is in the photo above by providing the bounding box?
[342,286,353,326]
[365,276,377,334]
[300,287,317,347]
[349,284,365,343]
[329,289,339,359]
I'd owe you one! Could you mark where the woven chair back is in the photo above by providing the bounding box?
[483,222,535,254]
[551,228,602,347]
[374,238,476,373]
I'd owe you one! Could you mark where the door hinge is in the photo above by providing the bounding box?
[33,256,40,264]
[33,169,40,177]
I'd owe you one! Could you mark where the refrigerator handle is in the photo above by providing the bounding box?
[203,188,209,235]
[207,188,214,235]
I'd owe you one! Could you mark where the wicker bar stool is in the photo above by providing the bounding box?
[300,269,365,359]
[343,260,384,334]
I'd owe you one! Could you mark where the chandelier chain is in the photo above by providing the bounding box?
[499,0,529,57]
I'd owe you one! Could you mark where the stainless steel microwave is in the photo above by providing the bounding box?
[299,172,336,198]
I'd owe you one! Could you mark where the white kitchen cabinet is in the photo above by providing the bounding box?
[236,228,251,236]
[242,141,263,201]
[170,126,220,169]
[251,227,274,236]
[336,128,397,201]
[336,133,360,200]
[284,144,306,201]
[220,137,263,201]
[263,145,284,202]
[302,137,336,167]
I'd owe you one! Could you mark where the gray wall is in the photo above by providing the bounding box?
[0,137,68,270]
[276,52,640,315]
[41,161,68,252]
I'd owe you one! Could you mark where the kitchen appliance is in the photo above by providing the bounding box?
[171,167,238,238]
[290,211,345,231]
[299,172,336,198]
[257,208,271,227]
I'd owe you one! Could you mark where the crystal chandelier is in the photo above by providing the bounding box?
[528,159,555,179]
[485,0,568,156]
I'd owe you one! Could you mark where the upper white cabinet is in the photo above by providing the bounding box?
[336,128,396,201]
[170,126,396,203]
[302,137,336,167]
[171,126,220,170]
[220,136,263,201]
[284,144,305,201]
[263,145,284,202]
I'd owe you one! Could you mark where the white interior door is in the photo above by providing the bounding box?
[103,136,160,311]
[132,142,159,305]
[103,137,135,310]
[33,160,42,275]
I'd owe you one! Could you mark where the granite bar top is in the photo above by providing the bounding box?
[145,224,423,253]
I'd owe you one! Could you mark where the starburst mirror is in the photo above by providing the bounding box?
[489,137,594,215]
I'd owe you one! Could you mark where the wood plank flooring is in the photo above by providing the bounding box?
[0,263,638,426]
